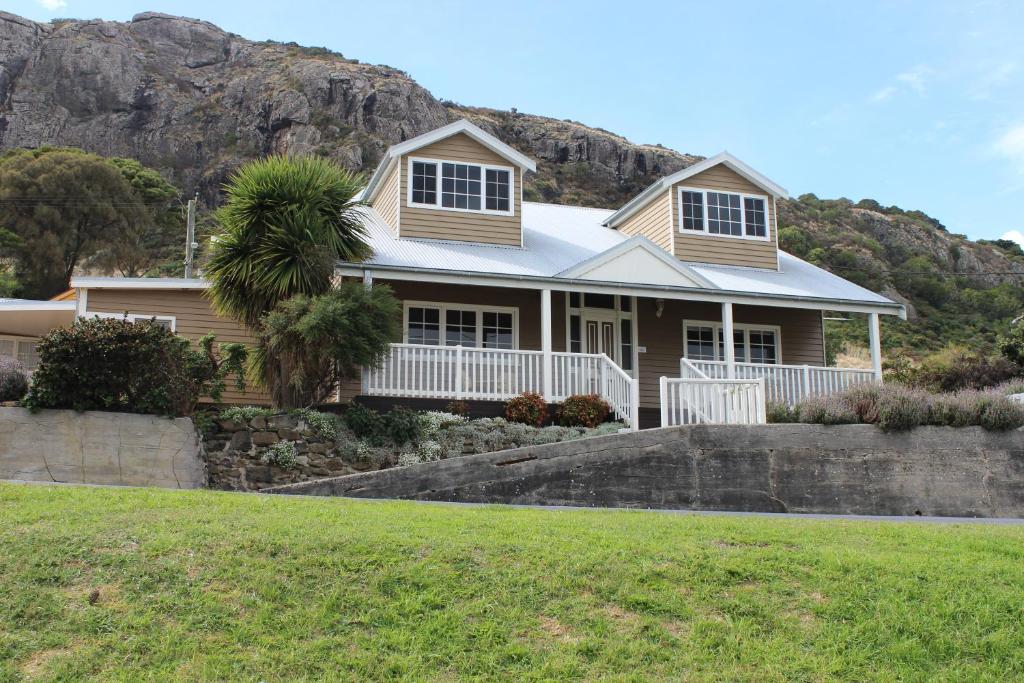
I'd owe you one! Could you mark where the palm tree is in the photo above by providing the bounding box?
[205,155,372,406]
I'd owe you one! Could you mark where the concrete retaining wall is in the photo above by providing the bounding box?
[0,407,204,488]
[267,424,1024,518]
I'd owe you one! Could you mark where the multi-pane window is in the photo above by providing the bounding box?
[409,158,514,214]
[681,190,705,231]
[685,325,717,361]
[569,315,582,353]
[411,161,437,205]
[748,329,777,364]
[744,197,766,238]
[407,307,441,345]
[0,338,40,372]
[684,322,780,364]
[620,319,633,370]
[482,312,514,349]
[485,169,510,212]
[406,304,516,349]
[706,192,743,236]
[445,309,476,347]
[678,188,770,240]
[441,162,482,210]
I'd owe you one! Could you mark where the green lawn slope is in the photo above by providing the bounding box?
[2,484,1022,681]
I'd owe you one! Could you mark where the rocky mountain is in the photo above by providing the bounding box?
[1,10,1022,355]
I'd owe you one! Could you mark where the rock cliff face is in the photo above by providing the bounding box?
[0,11,695,207]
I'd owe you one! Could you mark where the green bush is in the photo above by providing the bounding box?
[765,400,798,423]
[557,394,611,428]
[796,395,858,425]
[262,441,298,469]
[505,392,547,427]
[0,359,28,402]
[293,408,337,440]
[23,317,242,416]
[219,406,274,423]
[895,346,1020,392]
[999,321,1024,367]
[386,406,422,445]
[344,403,384,444]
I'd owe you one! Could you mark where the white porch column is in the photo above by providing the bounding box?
[541,288,553,399]
[868,312,883,382]
[722,301,736,379]
[362,269,373,290]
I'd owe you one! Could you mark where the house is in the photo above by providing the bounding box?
[2,120,904,428]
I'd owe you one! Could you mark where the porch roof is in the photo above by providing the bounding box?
[349,202,901,314]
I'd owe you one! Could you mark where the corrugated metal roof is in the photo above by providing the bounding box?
[356,202,896,307]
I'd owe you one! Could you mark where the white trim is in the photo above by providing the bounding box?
[363,119,537,205]
[401,300,520,349]
[564,293,637,376]
[76,288,88,318]
[773,196,780,271]
[335,264,905,316]
[555,235,718,288]
[70,277,207,290]
[676,186,771,242]
[0,300,76,312]
[605,152,789,229]
[85,311,177,333]
[406,156,516,217]
[682,319,783,364]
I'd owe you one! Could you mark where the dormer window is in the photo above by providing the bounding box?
[407,157,514,216]
[678,187,769,240]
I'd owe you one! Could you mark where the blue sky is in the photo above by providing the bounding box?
[9,0,1024,244]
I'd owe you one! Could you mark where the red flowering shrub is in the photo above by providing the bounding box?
[557,394,610,428]
[505,392,547,426]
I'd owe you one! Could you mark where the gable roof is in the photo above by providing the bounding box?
[556,236,716,289]
[604,152,789,228]
[363,119,537,203]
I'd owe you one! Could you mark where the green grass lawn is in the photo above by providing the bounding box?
[2,485,1023,682]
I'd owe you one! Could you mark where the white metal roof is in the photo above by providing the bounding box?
[354,202,899,310]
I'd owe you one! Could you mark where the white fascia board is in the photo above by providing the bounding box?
[364,119,537,204]
[556,236,718,289]
[0,300,77,312]
[70,277,210,290]
[339,264,905,316]
[605,152,789,228]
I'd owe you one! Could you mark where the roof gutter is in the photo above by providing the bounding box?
[338,263,906,318]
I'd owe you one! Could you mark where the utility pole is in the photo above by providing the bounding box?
[184,193,198,279]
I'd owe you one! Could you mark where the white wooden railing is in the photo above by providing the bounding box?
[660,376,766,427]
[363,344,639,428]
[688,360,876,407]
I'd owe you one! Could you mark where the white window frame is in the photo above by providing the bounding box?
[406,156,516,217]
[682,319,782,364]
[402,301,520,349]
[0,335,41,371]
[85,311,177,332]
[677,186,771,242]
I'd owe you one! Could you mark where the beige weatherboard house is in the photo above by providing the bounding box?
[8,119,903,429]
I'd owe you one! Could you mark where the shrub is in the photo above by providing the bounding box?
[843,384,882,424]
[876,385,929,432]
[344,403,383,442]
[999,321,1024,367]
[505,392,547,427]
[928,392,983,428]
[796,394,858,425]
[23,317,243,416]
[220,406,274,423]
[766,400,798,423]
[262,441,298,468]
[900,346,1020,392]
[979,396,1024,431]
[293,408,337,440]
[0,358,28,402]
[558,394,611,428]
[385,406,422,445]
[420,411,466,439]
[445,400,470,417]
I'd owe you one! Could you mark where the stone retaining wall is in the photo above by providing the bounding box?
[266,424,1024,518]
[0,407,204,488]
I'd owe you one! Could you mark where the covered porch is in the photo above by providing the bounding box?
[352,271,895,430]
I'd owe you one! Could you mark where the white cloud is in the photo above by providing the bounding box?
[869,86,897,103]
[994,124,1024,171]
[896,65,932,94]
[1002,230,1024,248]
[35,0,68,10]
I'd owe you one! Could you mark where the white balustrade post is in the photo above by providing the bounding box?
[659,376,669,427]
[630,377,640,431]
[541,288,553,400]
[868,312,883,382]
[721,301,736,379]
[802,364,810,402]
[455,346,464,399]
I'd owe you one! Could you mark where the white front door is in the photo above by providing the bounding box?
[583,311,618,362]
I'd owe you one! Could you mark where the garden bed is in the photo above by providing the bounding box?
[201,405,623,491]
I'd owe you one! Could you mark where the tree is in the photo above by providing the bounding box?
[256,284,400,405]
[0,228,22,297]
[0,148,180,298]
[204,155,373,407]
